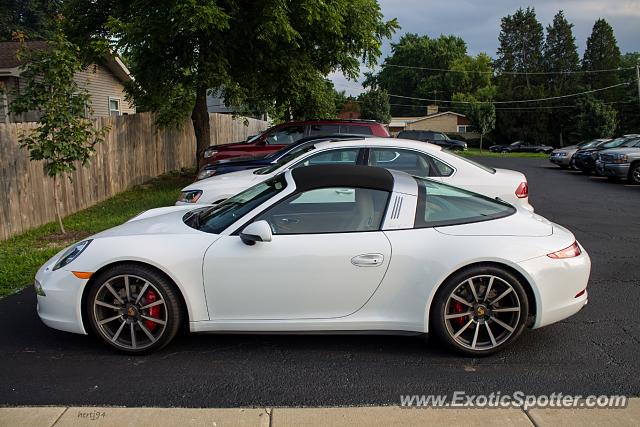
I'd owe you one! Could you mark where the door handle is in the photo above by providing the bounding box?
[351,253,384,267]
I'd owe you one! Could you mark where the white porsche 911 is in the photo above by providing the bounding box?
[177,137,534,211]
[35,165,590,355]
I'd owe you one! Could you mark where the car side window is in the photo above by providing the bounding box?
[309,124,340,136]
[368,148,438,178]
[341,125,373,135]
[265,126,305,145]
[414,178,515,228]
[431,157,454,177]
[432,133,446,141]
[254,187,389,234]
[292,149,359,169]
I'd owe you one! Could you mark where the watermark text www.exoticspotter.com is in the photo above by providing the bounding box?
[400,392,627,410]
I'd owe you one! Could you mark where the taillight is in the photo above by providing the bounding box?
[548,241,582,259]
[515,181,528,198]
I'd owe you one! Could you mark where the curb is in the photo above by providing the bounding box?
[1,400,639,426]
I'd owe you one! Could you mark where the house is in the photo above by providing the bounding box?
[0,41,135,123]
[389,105,474,136]
[207,88,268,121]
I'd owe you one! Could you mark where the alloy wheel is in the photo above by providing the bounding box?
[443,275,521,351]
[92,274,168,351]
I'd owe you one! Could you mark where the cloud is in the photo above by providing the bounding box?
[331,0,640,95]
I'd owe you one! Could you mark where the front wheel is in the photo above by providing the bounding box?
[628,163,640,184]
[86,264,183,354]
[431,266,528,356]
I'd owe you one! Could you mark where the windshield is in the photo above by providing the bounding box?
[183,175,287,234]
[254,143,317,175]
[580,140,603,149]
[601,138,628,149]
[445,150,496,174]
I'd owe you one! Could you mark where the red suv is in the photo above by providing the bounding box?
[200,119,390,166]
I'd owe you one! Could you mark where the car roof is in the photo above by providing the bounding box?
[291,164,395,192]
[311,137,442,153]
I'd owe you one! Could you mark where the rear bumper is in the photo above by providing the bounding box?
[519,245,591,329]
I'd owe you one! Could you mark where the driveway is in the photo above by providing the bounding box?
[1,157,639,407]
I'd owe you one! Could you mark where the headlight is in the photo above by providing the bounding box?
[197,169,216,180]
[591,152,599,159]
[53,240,92,271]
[610,154,629,164]
[557,152,568,157]
[203,148,218,158]
[178,190,203,203]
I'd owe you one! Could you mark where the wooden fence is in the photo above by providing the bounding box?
[0,112,268,240]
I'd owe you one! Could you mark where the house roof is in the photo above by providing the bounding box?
[0,41,49,68]
[0,41,132,83]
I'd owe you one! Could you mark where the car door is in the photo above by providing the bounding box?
[201,186,392,320]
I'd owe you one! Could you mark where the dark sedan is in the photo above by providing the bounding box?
[574,135,640,174]
[195,135,367,180]
[489,141,553,153]
[396,130,467,151]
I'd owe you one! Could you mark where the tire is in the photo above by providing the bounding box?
[430,265,529,356]
[86,264,183,354]
[628,162,640,184]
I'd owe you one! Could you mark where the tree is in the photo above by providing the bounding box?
[453,90,496,152]
[0,0,61,41]
[494,7,548,145]
[582,18,621,96]
[63,0,398,162]
[617,52,640,134]
[574,96,617,140]
[543,11,580,146]
[8,25,109,234]
[358,88,391,123]
[364,33,468,116]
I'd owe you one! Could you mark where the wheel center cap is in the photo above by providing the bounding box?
[126,305,138,318]
[475,305,487,317]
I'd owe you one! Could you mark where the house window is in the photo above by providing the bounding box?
[457,125,469,133]
[109,97,121,116]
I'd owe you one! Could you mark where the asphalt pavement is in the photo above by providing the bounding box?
[1,157,639,407]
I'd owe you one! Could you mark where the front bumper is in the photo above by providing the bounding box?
[602,163,630,178]
[574,156,595,171]
[35,262,88,335]
[549,154,570,166]
[519,244,591,329]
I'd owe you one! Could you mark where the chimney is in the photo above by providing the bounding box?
[427,104,438,115]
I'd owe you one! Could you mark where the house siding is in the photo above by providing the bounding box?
[406,114,459,133]
[74,63,135,117]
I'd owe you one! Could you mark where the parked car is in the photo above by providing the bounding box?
[35,164,590,355]
[490,141,553,153]
[549,139,611,169]
[396,130,467,151]
[596,138,640,183]
[179,137,533,211]
[196,134,369,180]
[199,119,390,167]
[574,135,640,174]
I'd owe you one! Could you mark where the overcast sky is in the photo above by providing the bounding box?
[330,0,640,95]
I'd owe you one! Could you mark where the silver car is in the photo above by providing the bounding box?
[549,139,611,169]
[596,138,640,183]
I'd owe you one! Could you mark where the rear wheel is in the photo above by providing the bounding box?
[431,265,528,356]
[86,264,183,354]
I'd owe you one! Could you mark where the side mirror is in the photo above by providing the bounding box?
[240,220,272,246]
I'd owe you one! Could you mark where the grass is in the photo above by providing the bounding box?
[0,170,194,298]
[460,148,549,158]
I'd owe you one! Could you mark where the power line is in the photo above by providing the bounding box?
[382,63,635,75]
[388,82,630,105]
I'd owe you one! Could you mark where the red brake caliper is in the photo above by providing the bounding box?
[452,301,466,327]
[144,289,160,331]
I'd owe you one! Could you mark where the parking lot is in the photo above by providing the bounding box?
[0,156,639,408]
